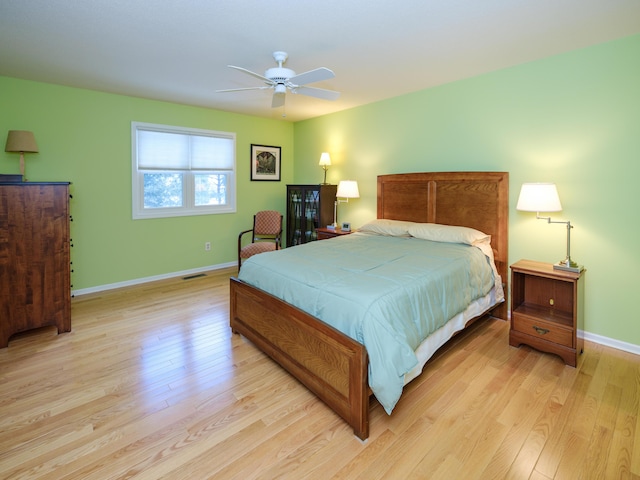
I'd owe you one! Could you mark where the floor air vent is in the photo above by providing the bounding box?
[183,273,206,280]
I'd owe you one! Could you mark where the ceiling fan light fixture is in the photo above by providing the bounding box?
[274,84,286,94]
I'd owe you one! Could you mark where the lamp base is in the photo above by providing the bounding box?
[553,259,584,273]
[20,152,27,182]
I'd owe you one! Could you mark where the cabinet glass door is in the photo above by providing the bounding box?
[304,189,320,243]
[287,186,303,246]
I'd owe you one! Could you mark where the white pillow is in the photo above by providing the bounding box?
[357,219,416,237]
[408,223,490,246]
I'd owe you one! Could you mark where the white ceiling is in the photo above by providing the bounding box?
[1,1,639,122]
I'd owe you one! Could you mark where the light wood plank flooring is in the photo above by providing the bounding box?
[1,267,639,479]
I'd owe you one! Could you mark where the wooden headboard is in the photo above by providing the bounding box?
[377,171,509,320]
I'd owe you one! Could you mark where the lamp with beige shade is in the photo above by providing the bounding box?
[5,130,39,181]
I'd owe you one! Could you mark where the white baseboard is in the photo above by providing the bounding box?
[580,330,640,356]
[72,261,237,296]
[73,270,640,358]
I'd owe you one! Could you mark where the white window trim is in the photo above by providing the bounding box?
[131,122,236,219]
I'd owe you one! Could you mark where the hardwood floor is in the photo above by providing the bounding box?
[1,267,639,479]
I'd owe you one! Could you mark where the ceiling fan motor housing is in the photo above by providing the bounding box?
[265,67,295,84]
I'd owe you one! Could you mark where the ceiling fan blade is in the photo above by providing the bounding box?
[288,67,335,86]
[272,92,285,108]
[228,65,273,83]
[216,86,271,93]
[294,86,340,101]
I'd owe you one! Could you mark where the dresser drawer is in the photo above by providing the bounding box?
[512,313,573,348]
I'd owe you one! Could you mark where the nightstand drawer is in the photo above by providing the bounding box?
[512,313,573,348]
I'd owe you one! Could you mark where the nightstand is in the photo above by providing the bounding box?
[316,227,352,240]
[509,259,585,367]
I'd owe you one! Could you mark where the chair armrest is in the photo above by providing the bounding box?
[238,228,253,251]
[238,228,253,240]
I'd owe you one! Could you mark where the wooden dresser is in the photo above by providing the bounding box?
[0,181,72,347]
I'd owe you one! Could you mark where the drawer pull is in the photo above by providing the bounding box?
[533,326,550,335]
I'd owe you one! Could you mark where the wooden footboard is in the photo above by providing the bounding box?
[230,276,370,440]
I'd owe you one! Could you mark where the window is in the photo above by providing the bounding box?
[131,122,236,219]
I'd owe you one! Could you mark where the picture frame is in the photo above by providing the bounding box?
[251,144,281,181]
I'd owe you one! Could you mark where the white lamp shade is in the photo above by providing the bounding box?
[337,180,359,199]
[516,183,562,212]
[319,152,331,166]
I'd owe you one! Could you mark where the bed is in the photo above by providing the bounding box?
[230,171,508,439]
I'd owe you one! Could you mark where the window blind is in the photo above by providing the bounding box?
[137,129,234,171]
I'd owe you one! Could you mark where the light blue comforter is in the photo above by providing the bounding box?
[237,232,495,414]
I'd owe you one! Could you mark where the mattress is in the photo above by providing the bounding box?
[237,229,503,414]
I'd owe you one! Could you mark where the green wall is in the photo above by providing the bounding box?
[1,77,294,290]
[294,34,640,347]
[2,34,638,348]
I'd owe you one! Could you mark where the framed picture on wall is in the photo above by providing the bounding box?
[251,144,281,181]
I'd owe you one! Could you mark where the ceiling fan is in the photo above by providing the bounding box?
[217,51,340,108]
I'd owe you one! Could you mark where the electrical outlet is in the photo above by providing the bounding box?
[205,242,211,251]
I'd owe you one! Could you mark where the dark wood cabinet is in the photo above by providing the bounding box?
[0,182,72,347]
[509,259,585,367]
[286,184,337,247]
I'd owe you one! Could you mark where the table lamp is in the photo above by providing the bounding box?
[5,130,39,181]
[330,180,359,229]
[319,152,331,184]
[516,182,583,273]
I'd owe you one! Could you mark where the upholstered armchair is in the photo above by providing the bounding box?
[237,210,283,270]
